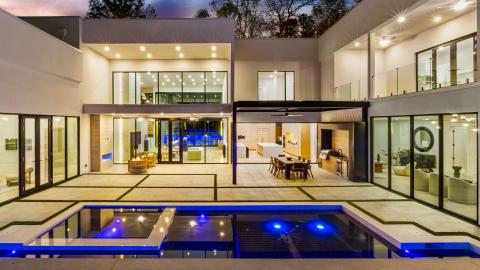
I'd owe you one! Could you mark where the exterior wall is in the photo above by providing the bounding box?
[80,46,111,104]
[235,38,321,101]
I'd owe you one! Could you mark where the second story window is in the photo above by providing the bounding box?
[113,71,228,105]
[258,71,294,101]
[417,33,477,91]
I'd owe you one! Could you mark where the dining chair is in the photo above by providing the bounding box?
[306,159,314,179]
[269,157,274,174]
[274,159,285,178]
[292,163,306,181]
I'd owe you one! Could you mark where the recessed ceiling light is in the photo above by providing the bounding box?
[212,53,217,58]
[104,45,110,52]
[175,45,181,51]
[147,53,152,58]
[140,45,146,52]
[354,41,360,47]
[379,38,391,48]
[453,0,469,11]
[211,45,217,51]
[115,53,121,58]
[397,16,406,23]
[179,53,185,58]
[433,16,442,23]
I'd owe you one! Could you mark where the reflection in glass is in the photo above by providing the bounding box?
[52,117,65,183]
[159,120,170,162]
[113,118,135,163]
[0,115,19,201]
[436,45,451,88]
[24,118,36,191]
[456,37,475,85]
[67,117,78,178]
[205,119,227,163]
[206,71,227,103]
[136,72,158,104]
[258,71,294,101]
[183,120,205,163]
[413,115,439,206]
[136,118,158,155]
[113,72,136,104]
[443,114,477,220]
[390,117,410,195]
[372,118,388,188]
[158,72,182,104]
[39,118,49,186]
[417,50,433,91]
[183,72,205,103]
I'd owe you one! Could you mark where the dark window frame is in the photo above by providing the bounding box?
[257,71,295,101]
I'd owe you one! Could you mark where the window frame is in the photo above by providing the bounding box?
[256,71,295,101]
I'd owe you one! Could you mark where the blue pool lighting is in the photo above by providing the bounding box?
[405,249,410,253]
[265,220,289,233]
[273,224,282,229]
[115,218,121,224]
[316,224,325,230]
[10,250,16,254]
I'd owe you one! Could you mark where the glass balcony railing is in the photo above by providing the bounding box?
[373,63,477,99]
[334,78,368,101]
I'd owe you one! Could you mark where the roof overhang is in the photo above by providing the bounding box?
[234,101,369,123]
[83,104,233,115]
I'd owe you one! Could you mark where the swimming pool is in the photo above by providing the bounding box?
[0,205,478,259]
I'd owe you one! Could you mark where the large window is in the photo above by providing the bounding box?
[0,114,19,201]
[113,118,136,163]
[443,114,478,220]
[416,34,477,91]
[372,113,478,221]
[258,71,294,101]
[114,71,228,105]
[52,117,66,183]
[372,118,388,188]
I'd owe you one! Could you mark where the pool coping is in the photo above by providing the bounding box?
[0,202,479,255]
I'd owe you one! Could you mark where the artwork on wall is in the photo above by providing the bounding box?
[5,138,17,150]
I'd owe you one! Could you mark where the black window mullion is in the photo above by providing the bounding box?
[204,72,207,103]
[387,117,392,190]
[438,114,444,209]
[409,116,414,198]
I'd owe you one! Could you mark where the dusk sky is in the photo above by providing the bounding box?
[0,0,211,18]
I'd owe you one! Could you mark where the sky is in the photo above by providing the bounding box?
[0,0,211,18]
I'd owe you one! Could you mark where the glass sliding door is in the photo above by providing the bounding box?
[435,45,451,88]
[456,37,475,85]
[159,120,170,162]
[205,119,227,163]
[21,116,51,194]
[0,114,19,202]
[136,72,158,104]
[52,117,65,183]
[372,117,389,188]
[182,120,205,163]
[67,117,79,178]
[158,119,182,163]
[390,117,411,195]
[136,118,157,155]
[413,115,440,206]
[417,50,433,91]
[443,114,478,220]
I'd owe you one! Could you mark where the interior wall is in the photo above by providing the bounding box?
[334,49,368,87]
[236,123,276,150]
[234,60,321,101]
[100,115,113,171]
[320,56,335,101]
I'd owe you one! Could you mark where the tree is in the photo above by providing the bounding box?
[195,8,211,18]
[85,0,156,18]
[210,0,268,38]
[264,0,318,37]
[312,0,348,35]
[298,13,315,37]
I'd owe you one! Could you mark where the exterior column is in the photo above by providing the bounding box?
[368,32,375,100]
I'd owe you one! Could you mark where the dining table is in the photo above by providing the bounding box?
[275,157,307,180]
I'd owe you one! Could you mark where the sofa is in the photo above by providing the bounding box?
[413,169,429,192]
[448,177,476,205]
[428,173,448,197]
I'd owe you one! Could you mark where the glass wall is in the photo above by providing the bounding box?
[413,115,440,206]
[372,113,478,221]
[113,118,136,163]
[136,118,158,155]
[114,71,228,104]
[183,120,206,163]
[113,72,136,104]
[67,117,79,179]
[52,117,66,183]
[416,34,477,91]
[136,72,158,104]
[205,119,228,163]
[258,71,294,101]
[0,114,19,201]
[372,117,389,188]
[390,117,410,195]
[443,114,478,220]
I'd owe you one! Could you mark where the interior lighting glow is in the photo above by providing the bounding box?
[397,16,406,23]
[104,46,110,52]
[453,0,469,11]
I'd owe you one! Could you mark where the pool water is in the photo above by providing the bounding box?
[1,206,479,259]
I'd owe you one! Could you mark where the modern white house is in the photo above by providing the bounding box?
[0,0,478,227]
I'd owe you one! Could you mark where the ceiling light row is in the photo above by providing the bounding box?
[395,0,469,25]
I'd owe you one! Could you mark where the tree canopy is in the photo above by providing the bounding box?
[85,0,156,18]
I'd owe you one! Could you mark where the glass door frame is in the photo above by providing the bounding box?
[19,115,52,195]
[157,118,183,164]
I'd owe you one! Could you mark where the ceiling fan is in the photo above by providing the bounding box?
[271,112,304,117]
